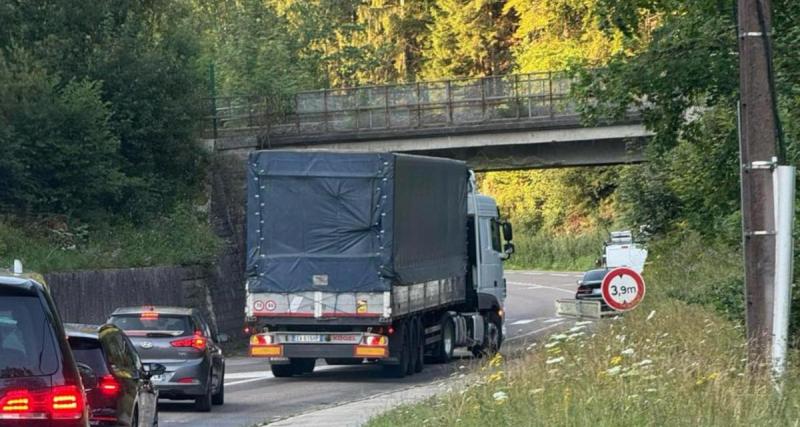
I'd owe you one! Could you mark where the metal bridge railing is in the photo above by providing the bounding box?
[205,72,579,140]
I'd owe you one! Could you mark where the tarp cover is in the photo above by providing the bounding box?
[246,151,468,293]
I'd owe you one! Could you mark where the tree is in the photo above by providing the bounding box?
[422,0,516,79]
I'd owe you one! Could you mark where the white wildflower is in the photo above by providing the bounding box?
[575,320,593,326]
[616,334,626,342]
[646,388,658,393]
[526,342,537,351]
[636,359,653,367]
[544,341,559,349]
[493,391,509,402]
[606,366,622,376]
[568,325,586,333]
[646,310,656,321]
[621,348,635,356]
[531,388,545,395]
[550,333,568,341]
[546,356,565,365]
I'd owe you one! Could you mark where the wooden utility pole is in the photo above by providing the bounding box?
[737,0,780,365]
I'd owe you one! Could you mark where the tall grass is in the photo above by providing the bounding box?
[368,235,800,427]
[506,229,606,271]
[0,205,220,273]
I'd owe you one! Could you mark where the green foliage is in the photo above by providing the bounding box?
[505,230,606,271]
[422,0,515,79]
[0,52,123,216]
[0,1,207,222]
[0,205,220,274]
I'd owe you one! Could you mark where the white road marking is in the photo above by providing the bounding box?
[224,365,341,386]
[510,319,537,325]
[508,281,576,295]
[544,318,564,323]
[506,322,568,343]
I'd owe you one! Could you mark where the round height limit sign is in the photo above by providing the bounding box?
[601,267,646,311]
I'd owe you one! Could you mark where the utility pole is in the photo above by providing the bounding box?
[737,0,780,366]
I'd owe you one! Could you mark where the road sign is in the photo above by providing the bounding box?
[601,267,645,311]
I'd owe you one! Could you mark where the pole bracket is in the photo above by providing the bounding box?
[743,158,778,171]
[744,230,776,237]
[739,31,764,38]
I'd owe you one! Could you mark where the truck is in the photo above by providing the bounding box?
[243,151,515,378]
[600,230,647,273]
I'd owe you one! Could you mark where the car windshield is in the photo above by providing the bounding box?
[68,336,109,376]
[583,269,608,283]
[109,314,193,337]
[0,288,59,378]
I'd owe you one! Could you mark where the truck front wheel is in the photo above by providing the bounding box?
[430,314,455,363]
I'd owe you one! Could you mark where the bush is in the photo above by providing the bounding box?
[506,229,606,271]
[0,205,220,273]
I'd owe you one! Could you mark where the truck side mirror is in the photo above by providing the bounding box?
[502,222,513,241]
[502,242,515,260]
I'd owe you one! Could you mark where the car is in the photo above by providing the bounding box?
[66,323,163,427]
[107,307,226,412]
[0,264,91,426]
[575,268,611,306]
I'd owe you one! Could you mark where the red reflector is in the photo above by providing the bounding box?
[0,390,31,413]
[50,385,83,420]
[171,335,207,351]
[99,375,121,396]
[176,378,198,384]
[387,326,395,335]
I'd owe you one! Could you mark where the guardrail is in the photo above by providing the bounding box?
[204,72,579,140]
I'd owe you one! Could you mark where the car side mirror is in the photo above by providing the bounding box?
[76,362,97,390]
[218,333,230,343]
[502,222,513,241]
[142,363,167,379]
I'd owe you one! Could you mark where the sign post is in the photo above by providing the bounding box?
[601,267,646,312]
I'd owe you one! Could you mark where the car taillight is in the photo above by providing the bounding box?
[249,334,272,345]
[50,385,83,419]
[0,386,84,421]
[99,375,121,397]
[171,335,207,351]
[0,389,32,414]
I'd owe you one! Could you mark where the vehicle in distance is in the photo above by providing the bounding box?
[600,230,647,272]
[0,262,90,426]
[245,151,515,378]
[108,307,226,412]
[575,268,611,308]
[66,323,163,427]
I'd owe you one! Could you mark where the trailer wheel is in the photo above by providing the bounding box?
[270,363,295,378]
[383,322,409,378]
[431,314,455,363]
[413,317,424,373]
[296,358,316,375]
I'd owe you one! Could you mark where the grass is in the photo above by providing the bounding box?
[0,205,221,273]
[506,229,606,271]
[367,236,800,427]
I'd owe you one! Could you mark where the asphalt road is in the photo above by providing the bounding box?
[159,270,582,427]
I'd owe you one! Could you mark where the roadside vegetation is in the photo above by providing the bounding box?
[368,243,800,427]
[504,231,605,272]
[0,206,219,273]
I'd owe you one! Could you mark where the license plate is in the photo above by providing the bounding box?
[151,374,165,383]
[592,288,602,295]
[286,334,322,343]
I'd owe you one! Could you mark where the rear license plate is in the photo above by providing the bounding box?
[286,334,322,343]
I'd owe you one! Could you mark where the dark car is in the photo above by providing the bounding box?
[576,268,611,305]
[66,323,163,426]
[0,270,90,426]
[108,307,226,412]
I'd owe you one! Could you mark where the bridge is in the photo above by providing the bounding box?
[205,72,650,170]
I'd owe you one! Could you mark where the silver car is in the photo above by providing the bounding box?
[108,307,227,412]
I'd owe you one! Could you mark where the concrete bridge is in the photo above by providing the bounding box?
[205,72,650,171]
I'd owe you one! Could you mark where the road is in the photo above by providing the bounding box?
[159,270,582,427]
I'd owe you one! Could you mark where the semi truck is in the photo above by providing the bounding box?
[244,151,514,378]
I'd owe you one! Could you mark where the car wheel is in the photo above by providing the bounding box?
[296,358,315,375]
[194,378,213,412]
[212,379,224,405]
